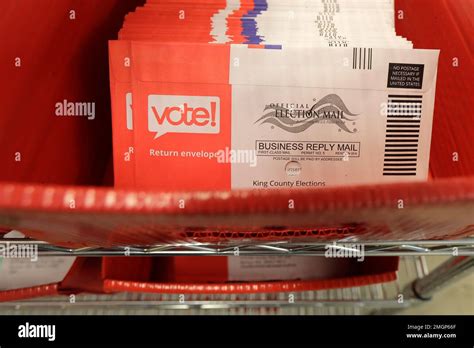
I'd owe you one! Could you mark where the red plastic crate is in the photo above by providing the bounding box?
[0,0,472,303]
[0,0,472,247]
[0,256,398,301]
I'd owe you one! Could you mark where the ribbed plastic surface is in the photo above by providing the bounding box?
[103,272,397,295]
[0,177,472,247]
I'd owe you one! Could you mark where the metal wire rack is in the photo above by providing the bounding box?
[1,237,473,256]
[0,237,472,315]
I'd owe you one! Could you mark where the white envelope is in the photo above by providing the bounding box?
[229,46,439,188]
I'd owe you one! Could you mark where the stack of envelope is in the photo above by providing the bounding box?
[109,0,440,191]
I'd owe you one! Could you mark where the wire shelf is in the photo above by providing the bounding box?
[0,257,427,315]
[1,237,473,256]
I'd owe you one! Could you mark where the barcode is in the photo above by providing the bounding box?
[383,95,423,176]
[352,48,372,70]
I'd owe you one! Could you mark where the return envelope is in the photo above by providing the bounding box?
[130,43,439,191]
